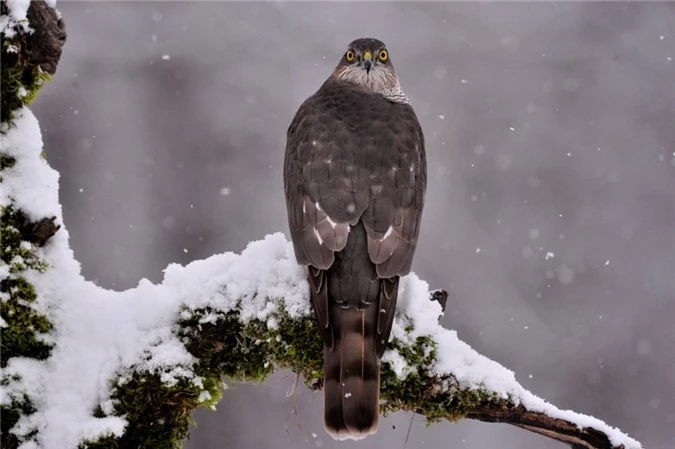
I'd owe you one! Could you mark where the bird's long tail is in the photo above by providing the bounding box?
[307,222,398,440]
[323,306,380,439]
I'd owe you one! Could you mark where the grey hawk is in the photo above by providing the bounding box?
[283,37,426,440]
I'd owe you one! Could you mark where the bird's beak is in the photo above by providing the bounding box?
[363,51,373,74]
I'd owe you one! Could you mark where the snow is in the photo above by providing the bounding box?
[0,109,61,221]
[1,0,59,37]
[1,0,58,37]
[0,106,642,449]
[5,0,30,23]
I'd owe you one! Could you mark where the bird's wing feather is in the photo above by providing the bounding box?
[284,92,368,269]
[360,103,426,278]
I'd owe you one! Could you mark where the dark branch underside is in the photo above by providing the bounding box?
[467,403,625,449]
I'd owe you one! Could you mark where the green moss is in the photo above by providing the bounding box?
[0,388,37,449]
[81,305,322,448]
[379,335,502,423]
[0,210,54,367]
[0,276,53,367]
[268,313,324,386]
[81,311,255,448]
[0,208,51,271]
[179,306,324,386]
[1,154,16,170]
[0,206,54,445]
[1,36,53,125]
[82,372,213,449]
[180,309,273,382]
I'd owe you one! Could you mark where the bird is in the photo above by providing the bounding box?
[283,37,426,440]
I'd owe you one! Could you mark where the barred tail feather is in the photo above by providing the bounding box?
[323,308,380,440]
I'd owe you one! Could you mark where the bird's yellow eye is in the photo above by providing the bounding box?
[346,50,355,62]
[378,50,388,62]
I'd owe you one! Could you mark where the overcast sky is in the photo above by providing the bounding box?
[33,2,674,448]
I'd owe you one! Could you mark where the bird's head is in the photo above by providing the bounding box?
[332,38,408,103]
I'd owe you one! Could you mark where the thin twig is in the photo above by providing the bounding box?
[403,412,415,449]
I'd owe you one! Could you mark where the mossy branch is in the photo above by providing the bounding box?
[0,3,642,449]
[1,2,66,448]
[1,0,65,123]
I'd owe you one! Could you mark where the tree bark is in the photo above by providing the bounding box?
[467,403,625,449]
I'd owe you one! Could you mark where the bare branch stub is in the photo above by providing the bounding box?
[430,289,448,312]
[4,210,61,247]
[23,216,61,247]
[25,0,67,75]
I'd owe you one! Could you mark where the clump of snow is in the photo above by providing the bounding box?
[5,0,30,22]
[0,106,642,449]
[164,233,309,325]
[1,0,33,37]
[0,110,61,221]
[1,0,59,37]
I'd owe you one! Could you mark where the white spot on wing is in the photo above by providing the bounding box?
[383,225,394,239]
[315,202,322,212]
[313,227,324,245]
[325,215,339,229]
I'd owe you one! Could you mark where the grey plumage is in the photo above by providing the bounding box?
[284,37,426,440]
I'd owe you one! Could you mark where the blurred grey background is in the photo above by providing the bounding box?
[33,1,674,448]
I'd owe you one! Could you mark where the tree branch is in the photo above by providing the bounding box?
[467,403,627,449]
[0,3,642,449]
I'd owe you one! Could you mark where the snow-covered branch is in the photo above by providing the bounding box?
[0,3,643,449]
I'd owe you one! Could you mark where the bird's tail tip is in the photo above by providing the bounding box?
[323,376,380,441]
[325,418,379,441]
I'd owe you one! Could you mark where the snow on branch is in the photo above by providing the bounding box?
[0,2,643,449]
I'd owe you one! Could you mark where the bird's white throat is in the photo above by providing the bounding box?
[335,65,410,105]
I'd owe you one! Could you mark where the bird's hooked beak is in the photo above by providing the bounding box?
[362,51,373,74]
